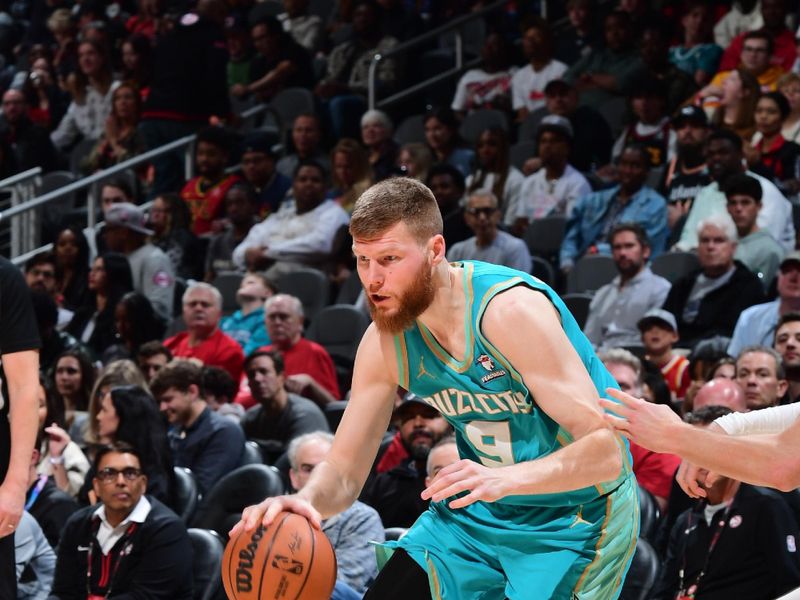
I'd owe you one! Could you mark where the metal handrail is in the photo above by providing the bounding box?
[367,0,507,109]
[0,167,41,189]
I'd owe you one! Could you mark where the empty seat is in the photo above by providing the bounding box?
[394,114,426,146]
[531,256,555,288]
[638,485,662,543]
[566,255,617,294]
[273,267,331,322]
[509,140,537,171]
[211,272,243,315]
[523,215,567,262]
[240,440,264,465]
[561,293,593,329]
[619,538,661,600]
[269,87,316,133]
[187,528,225,600]
[458,109,509,146]
[651,251,700,284]
[172,467,200,524]
[324,400,348,432]
[306,304,370,363]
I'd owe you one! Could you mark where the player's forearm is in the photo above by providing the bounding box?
[297,459,362,519]
[503,428,622,496]
[4,382,39,491]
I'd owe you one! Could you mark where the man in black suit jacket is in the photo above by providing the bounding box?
[25,443,78,548]
[48,443,193,600]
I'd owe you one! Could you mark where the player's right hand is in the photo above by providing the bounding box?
[230,495,322,537]
[676,460,712,499]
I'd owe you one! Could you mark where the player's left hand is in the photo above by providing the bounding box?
[421,459,508,509]
[599,388,684,454]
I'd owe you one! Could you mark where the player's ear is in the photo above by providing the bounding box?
[429,234,446,265]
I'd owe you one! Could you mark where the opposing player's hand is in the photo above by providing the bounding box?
[599,388,684,454]
[676,460,718,499]
[229,495,322,538]
[421,459,508,509]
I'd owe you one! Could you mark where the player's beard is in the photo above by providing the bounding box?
[367,259,436,334]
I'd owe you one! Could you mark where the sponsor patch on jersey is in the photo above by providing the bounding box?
[476,354,506,383]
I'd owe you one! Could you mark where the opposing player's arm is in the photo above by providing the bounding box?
[297,324,399,517]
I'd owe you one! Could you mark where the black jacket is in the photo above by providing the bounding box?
[0,115,58,173]
[662,261,764,348]
[48,497,193,600]
[27,477,79,548]
[360,457,428,528]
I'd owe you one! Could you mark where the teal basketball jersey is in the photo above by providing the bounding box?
[393,260,633,507]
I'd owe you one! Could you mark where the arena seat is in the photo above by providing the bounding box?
[458,109,509,146]
[509,140,537,171]
[324,400,348,432]
[240,440,264,466]
[191,464,285,540]
[566,255,617,294]
[523,215,566,265]
[394,114,426,146]
[306,304,370,363]
[172,467,200,525]
[561,293,593,329]
[531,256,555,288]
[211,272,243,315]
[651,251,700,284]
[187,528,225,600]
[273,267,331,323]
[638,485,662,543]
[619,538,661,600]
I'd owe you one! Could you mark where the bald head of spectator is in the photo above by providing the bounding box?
[693,378,747,412]
[735,345,787,410]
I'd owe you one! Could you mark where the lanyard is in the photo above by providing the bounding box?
[24,475,47,511]
[86,518,138,600]
[676,503,733,599]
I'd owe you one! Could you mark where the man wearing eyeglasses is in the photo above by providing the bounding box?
[49,443,193,600]
[447,192,532,274]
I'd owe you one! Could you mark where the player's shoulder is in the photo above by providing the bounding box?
[482,284,560,338]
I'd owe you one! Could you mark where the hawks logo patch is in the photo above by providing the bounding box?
[476,354,506,383]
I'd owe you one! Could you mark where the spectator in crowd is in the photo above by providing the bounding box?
[447,191,531,273]
[451,32,515,117]
[36,378,90,499]
[180,126,240,236]
[137,341,172,384]
[30,291,81,377]
[151,360,244,495]
[720,0,796,73]
[610,77,676,169]
[669,1,723,87]
[664,215,765,348]
[709,357,738,381]
[83,360,150,448]
[140,0,230,195]
[201,366,243,420]
[710,67,760,140]
[601,348,681,512]
[560,145,668,272]
[26,434,79,547]
[748,91,800,195]
[205,184,258,279]
[584,224,671,351]
[735,345,787,409]
[287,432,384,594]
[239,350,329,461]
[81,81,145,174]
[774,313,800,403]
[714,0,763,48]
[99,178,136,219]
[361,110,399,182]
[423,107,474,177]
[262,294,341,405]
[423,436,460,489]
[50,443,193,599]
[554,0,599,66]
[0,88,57,174]
[233,16,313,102]
[426,163,471,247]
[102,203,175,320]
[361,394,451,528]
[278,0,323,53]
[80,385,174,506]
[724,173,784,287]
[692,377,748,412]
[165,283,245,382]
[148,193,204,281]
[519,116,590,228]
[67,253,134,359]
[47,8,78,75]
[239,133,291,218]
[225,17,253,91]
[465,128,525,232]
[103,292,166,364]
[396,143,433,183]
[315,0,399,141]
[24,51,70,131]
[698,32,784,114]
[512,19,567,123]
[120,34,153,98]
[661,106,712,238]
[232,161,350,276]
[276,113,331,179]
[639,23,698,114]
[220,272,274,356]
[563,10,645,107]
[53,226,90,312]
[330,138,373,213]
[26,252,74,332]
[639,309,692,402]
[51,39,118,150]
[524,79,614,174]
[729,253,800,355]
[676,129,794,252]
[777,72,800,143]
[654,406,800,600]
[14,510,55,600]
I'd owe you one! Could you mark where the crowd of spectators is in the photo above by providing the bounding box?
[8,0,800,597]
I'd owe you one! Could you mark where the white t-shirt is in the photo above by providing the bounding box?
[518,164,592,220]
[511,60,568,113]
[715,402,800,436]
[451,68,516,112]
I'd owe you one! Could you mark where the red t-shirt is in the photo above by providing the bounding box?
[720,28,796,72]
[164,328,244,382]
[628,441,682,502]
[181,174,240,235]
[265,338,341,400]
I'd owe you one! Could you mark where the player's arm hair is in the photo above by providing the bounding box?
[482,288,623,494]
[296,325,398,518]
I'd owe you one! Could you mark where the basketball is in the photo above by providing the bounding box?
[221,512,337,600]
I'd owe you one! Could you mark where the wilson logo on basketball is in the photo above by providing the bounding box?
[235,525,265,593]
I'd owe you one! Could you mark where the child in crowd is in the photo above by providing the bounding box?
[638,308,690,401]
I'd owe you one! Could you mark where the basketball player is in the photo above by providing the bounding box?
[232,178,639,599]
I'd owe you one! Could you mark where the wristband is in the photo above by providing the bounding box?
[49,456,64,465]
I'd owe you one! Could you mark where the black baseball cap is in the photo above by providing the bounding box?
[672,105,709,128]
[393,392,440,422]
